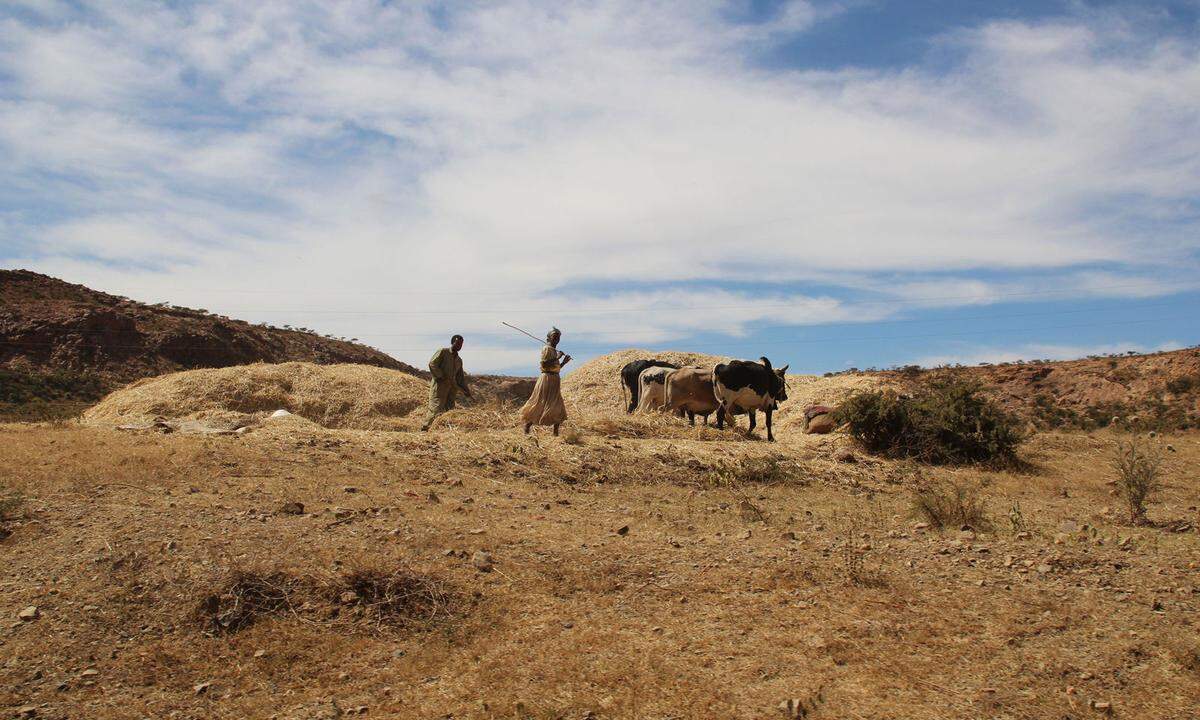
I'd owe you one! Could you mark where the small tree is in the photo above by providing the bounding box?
[1111,438,1163,524]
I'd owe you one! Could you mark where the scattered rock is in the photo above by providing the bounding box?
[1058,520,1080,534]
[472,551,494,572]
[427,492,441,504]
[278,501,305,515]
[18,606,39,622]
[782,530,797,541]
[339,591,359,605]
[80,669,99,678]
[342,486,358,494]
[834,450,856,463]
[253,649,267,659]
[1036,564,1053,574]
[615,525,630,536]
[738,529,752,540]
[17,707,37,718]
[194,681,212,695]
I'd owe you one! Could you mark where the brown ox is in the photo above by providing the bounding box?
[662,366,720,425]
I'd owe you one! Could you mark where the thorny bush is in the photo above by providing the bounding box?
[837,380,1023,465]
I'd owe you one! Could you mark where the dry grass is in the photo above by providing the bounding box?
[911,480,993,531]
[3,354,1200,719]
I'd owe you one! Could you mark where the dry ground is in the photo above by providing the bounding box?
[1,412,1198,720]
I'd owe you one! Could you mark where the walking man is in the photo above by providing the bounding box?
[422,334,471,430]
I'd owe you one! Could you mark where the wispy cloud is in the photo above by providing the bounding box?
[1,1,1198,371]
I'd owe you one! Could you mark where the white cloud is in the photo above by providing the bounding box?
[1,1,1198,370]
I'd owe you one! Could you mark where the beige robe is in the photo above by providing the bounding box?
[520,345,567,426]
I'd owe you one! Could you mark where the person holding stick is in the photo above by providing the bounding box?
[519,326,570,435]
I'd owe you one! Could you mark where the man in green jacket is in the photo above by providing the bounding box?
[422,334,471,430]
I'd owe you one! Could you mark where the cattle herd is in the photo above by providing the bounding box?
[619,357,789,441]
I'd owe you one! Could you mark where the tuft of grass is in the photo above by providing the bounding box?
[560,426,584,445]
[1111,438,1164,525]
[911,480,992,531]
[0,486,23,522]
[837,380,1024,465]
[706,454,804,487]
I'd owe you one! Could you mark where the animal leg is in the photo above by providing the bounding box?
[766,408,774,442]
[747,410,756,436]
[687,411,695,426]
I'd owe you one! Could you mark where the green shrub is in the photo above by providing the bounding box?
[836,380,1024,465]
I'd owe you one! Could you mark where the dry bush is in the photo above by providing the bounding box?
[195,569,305,634]
[1111,438,1164,524]
[559,426,584,445]
[911,480,992,531]
[837,380,1024,465]
[195,564,458,636]
[335,567,456,629]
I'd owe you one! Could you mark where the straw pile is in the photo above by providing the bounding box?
[83,362,427,431]
[562,349,731,413]
[562,349,894,432]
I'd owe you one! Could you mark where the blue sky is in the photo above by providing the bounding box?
[1,0,1198,374]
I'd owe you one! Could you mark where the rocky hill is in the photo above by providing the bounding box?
[0,270,429,419]
[898,347,1200,431]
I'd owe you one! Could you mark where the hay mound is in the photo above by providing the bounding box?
[562,349,894,432]
[562,349,731,413]
[84,362,427,431]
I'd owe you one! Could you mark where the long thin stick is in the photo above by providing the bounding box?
[501,322,571,361]
[501,321,551,347]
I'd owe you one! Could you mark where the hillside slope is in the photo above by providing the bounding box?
[912,347,1200,430]
[0,270,419,384]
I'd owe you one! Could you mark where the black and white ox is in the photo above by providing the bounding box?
[636,365,675,412]
[713,357,789,442]
[620,359,680,413]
